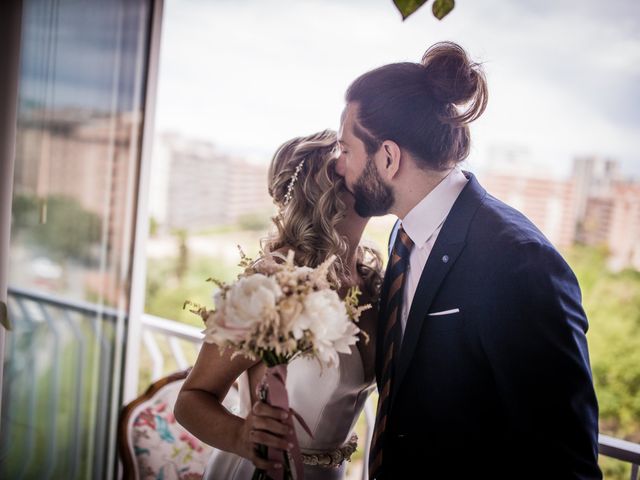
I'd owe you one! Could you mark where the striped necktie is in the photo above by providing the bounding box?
[369,226,414,479]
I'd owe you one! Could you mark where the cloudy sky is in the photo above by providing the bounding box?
[155,0,640,178]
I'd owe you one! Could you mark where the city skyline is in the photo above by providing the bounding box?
[155,0,640,178]
[148,130,639,271]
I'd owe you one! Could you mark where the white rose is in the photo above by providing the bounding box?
[212,289,225,310]
[294,290,360,367]
[219,274,282,342]
[202,310,230,345]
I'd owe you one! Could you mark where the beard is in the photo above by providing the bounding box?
[352,157,394,217]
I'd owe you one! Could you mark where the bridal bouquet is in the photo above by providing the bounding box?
[185,248,370,480]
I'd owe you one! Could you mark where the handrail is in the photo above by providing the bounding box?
[6,287,640,479]
[599,434,640,464]
[7,285,121,319]
[141,313,202,341]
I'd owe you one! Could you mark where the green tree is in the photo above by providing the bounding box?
[174,228,189,282]
[149,215,159,237]
[565,245,640,479]
[11,194,102,263]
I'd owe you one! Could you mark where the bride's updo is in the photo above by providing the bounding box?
[263,130,382,295]
[346,41,488,171]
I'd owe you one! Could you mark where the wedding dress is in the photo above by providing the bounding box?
[203,343,374,480]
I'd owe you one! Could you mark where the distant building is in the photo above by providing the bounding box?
[571,157,640,270]
[579,196,613,246]
[572,156,620,225]
[479,151,640,270]
[607,182,640,271]
[150,133,273,231]
[15,109,138,259]
[581,182,640,271]
[480,173,578,249]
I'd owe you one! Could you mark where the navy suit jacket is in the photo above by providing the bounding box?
[375,172,601,479]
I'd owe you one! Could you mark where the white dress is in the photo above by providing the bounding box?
[203,344,375,480]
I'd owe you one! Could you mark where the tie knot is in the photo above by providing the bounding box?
[393,226,414,260]
[397,226,413,246]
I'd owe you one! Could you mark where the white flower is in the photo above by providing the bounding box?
[294,266,313,277]
[215,274,282,343]
[278,295,304,331]
[294,290,360,367]
[202,310,230,345]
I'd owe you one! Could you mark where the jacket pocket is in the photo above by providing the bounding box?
[424,309,465,332]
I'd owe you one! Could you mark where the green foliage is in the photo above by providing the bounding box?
[393,0,455,21]
[562,246,640,479]
[565,246,640,442]
[1,314,116,479]
[173,229,189,282]
[146,252,243,327]
[149,216,159,237]
[432,0,455,20]
[11,194,38,230]
[11,194,102,263]
[393,0,428,20]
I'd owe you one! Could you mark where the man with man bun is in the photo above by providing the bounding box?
[336,41,601,479]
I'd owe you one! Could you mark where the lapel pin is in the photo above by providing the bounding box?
[442,255,449,263]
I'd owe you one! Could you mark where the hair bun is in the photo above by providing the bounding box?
[421,41,488,123]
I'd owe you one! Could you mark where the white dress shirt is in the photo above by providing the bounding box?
[398,166,468,340]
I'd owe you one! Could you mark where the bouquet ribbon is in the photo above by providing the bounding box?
[258,364,313,480]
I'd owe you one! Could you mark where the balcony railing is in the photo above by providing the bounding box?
[2,287,639,480]
[140,313,201,381]
[599,436,640,480]
[138,313,640,480]
[3,286,122,480]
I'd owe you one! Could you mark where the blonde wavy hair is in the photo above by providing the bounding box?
[262,129,383,297]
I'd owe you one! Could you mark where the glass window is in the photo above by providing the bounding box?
[1,1,153,479]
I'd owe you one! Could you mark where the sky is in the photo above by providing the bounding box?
[155,0,640,179]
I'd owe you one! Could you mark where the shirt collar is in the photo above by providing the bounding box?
[400,166,469,249]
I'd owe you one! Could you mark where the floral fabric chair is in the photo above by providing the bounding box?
[118,368,239,480]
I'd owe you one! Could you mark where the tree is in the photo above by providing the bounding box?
[11,194,102,263]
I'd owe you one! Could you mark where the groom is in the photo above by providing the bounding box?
[336,42,602,479]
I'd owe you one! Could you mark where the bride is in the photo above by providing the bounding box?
[174,129,382,479]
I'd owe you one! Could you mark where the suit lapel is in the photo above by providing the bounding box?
[390,172,487,403]
[391,239,465,402]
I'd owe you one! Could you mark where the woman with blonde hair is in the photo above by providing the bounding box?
[174,129,382,480]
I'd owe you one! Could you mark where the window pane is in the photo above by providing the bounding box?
[1,1,152,479]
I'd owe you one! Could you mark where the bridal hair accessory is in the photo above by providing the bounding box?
[282,158,306,206]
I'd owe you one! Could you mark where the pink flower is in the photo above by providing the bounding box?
[134,409,156,429]
[179,432,202,451]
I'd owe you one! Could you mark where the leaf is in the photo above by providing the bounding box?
[432,0,455,20]
[393,0,429,20]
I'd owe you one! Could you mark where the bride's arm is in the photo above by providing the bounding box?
[174,343,290,470]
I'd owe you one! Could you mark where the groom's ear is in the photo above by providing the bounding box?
[380,141,402,180]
